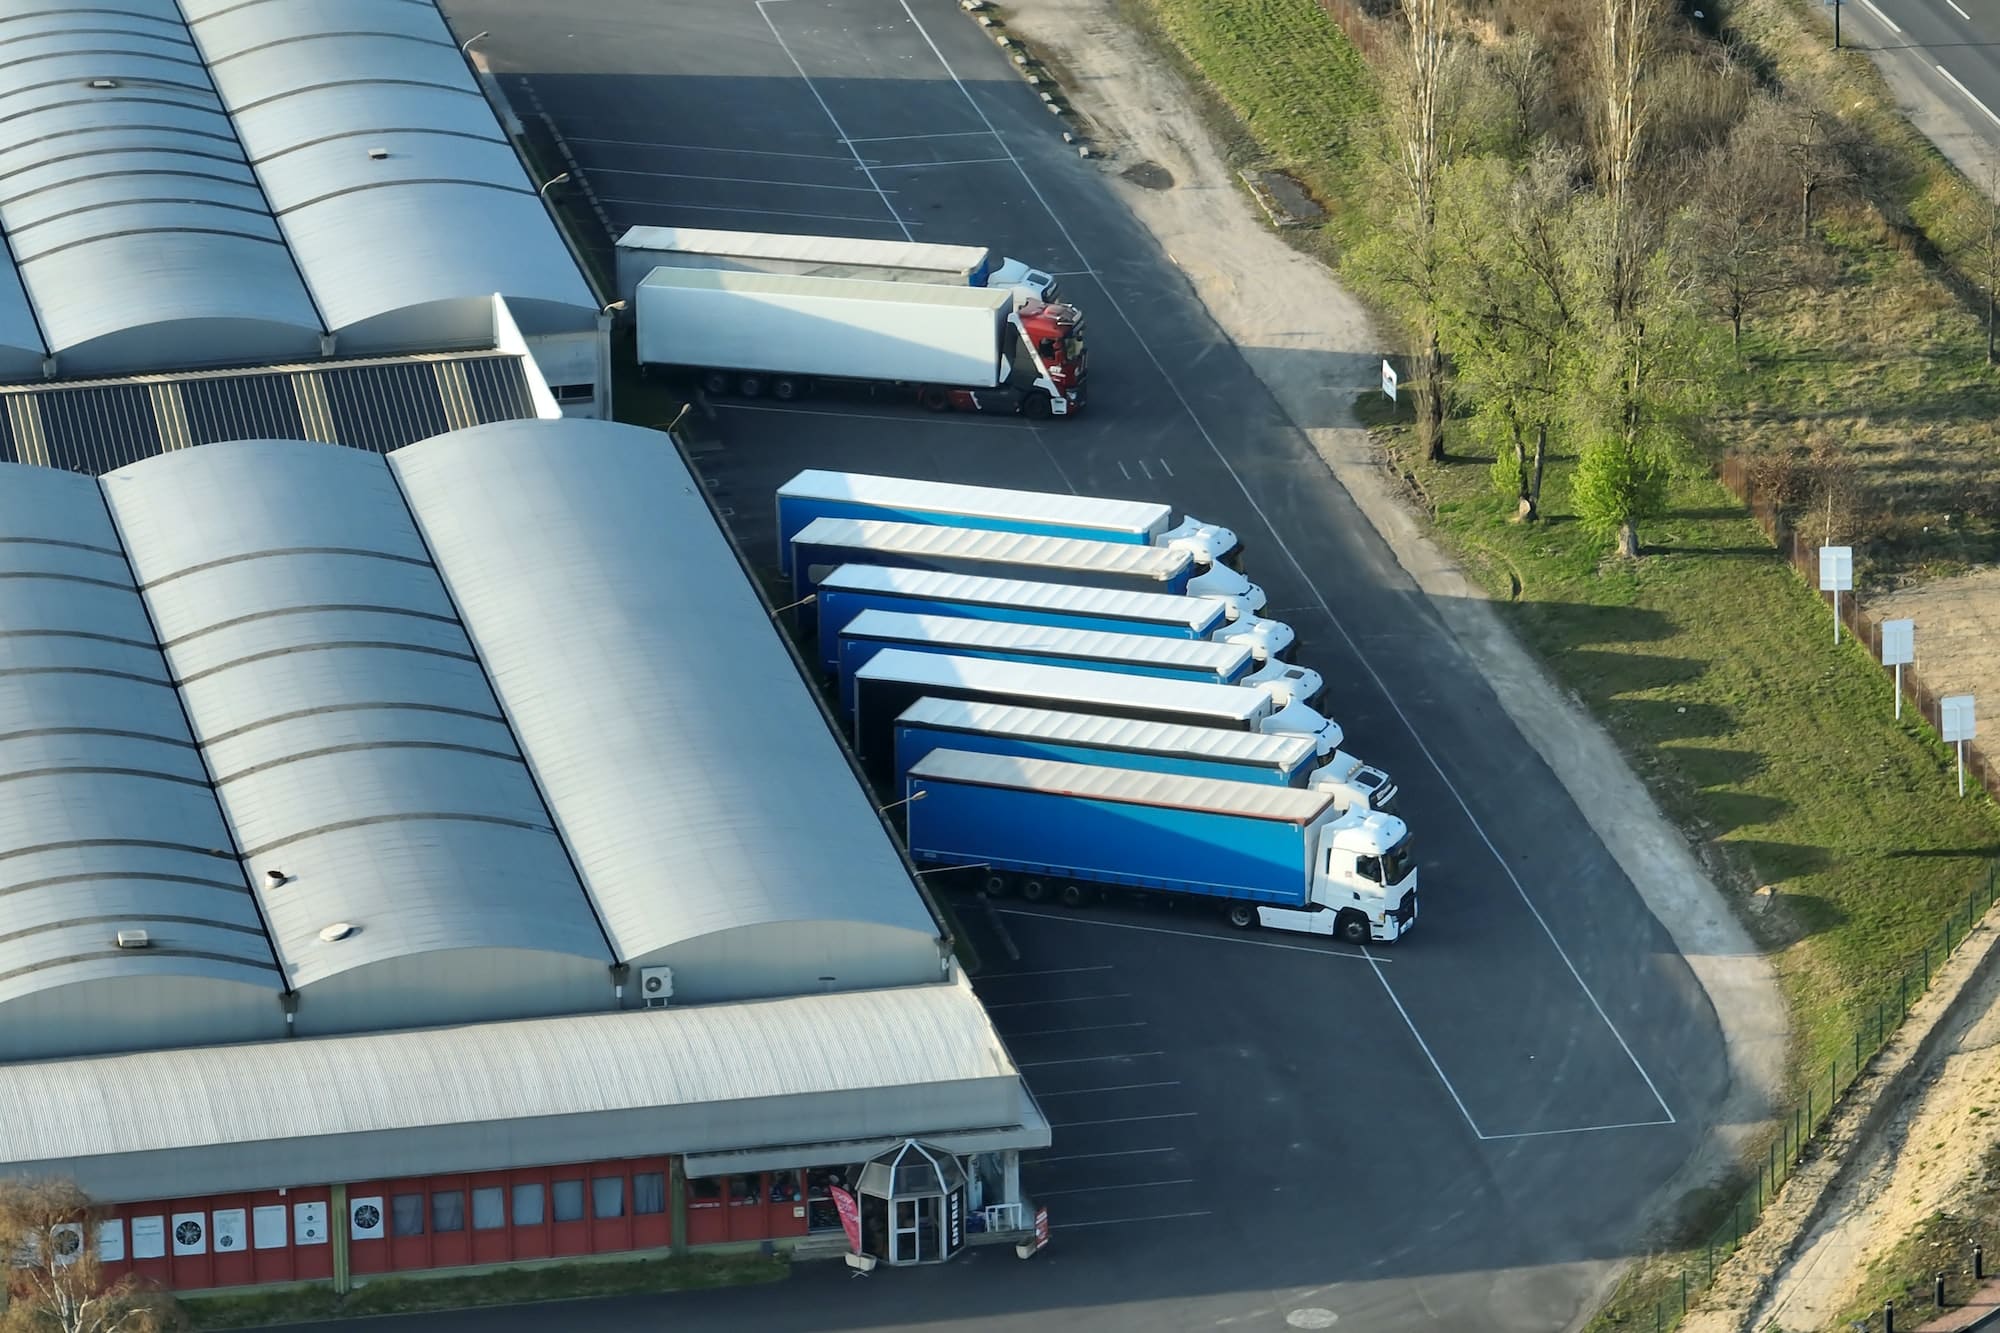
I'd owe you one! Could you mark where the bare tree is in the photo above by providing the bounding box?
[0,1180,183,1333]
[1689,124,1794,354]
[1487,31,1550,151]
[1802,432,1860,548]
[1593,0,1660,328]
[1937,160,2000,365]
[1748,95,1858,244]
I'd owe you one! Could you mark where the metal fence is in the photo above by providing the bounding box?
[1632,857,2000,1332]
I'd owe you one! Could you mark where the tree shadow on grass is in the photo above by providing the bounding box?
[1662,746,1769,788]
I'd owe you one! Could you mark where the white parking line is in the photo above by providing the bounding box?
[1054,1210,1212,1229]
[1034,1081,1182,1097]
[1009,1021,1149,1038]
[756,0,911,240]
[1028,1146,1177,1166]
[1948,0,1972,17]
[1050,1111,1200,1129]
[1937,64,2000,127]
[1363,949,1485,1138]
[842,130,1000,144]
[1860,0,1903,29]
[984,964,1116,980]
[869,157,1013,170]
[1016,1051,1164,1069]
[1036,1179,1197,1197]
[599,197,911,227]
[588,166,888,194]
[990,906,1384,960]
[984,993,1132,1009]
[895,0,1675,1130]
[1477,1117,1677,1141]
[571,135,850,161]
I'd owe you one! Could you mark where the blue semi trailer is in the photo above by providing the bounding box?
[832,611,1322,716]
[788,517,1267,631]
[775,468,1245,576]
[903,748,1417,943]
[812,565,1294,669]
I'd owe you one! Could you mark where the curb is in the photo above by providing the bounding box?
[957,0,1094,157]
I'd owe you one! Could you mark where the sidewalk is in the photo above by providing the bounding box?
[1914,1278,2000,1331]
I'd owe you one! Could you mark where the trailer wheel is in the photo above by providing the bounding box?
[980,873,1011,899]
[736,374,765,398]
[1338,913,1370,945]
[1019,879,1048,903]
[701,371,729,396]
[1059,883,1089,908]
[772,377,801,402]
[920,386,952,412]
[1021,391,1054,420]
[1226,902,1258,930]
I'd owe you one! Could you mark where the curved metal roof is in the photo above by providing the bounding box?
[0,3,324,372]
[389,420,942,973]
[0,462,278,1010]
[99,439,611,994]
[183,0,596,347]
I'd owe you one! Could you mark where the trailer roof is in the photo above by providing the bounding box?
[637,266,1013,311]
[819,565,1224,632]
[897,698,1318,769]
[857,649,1266,722]
[780,469,1170,535]
[795,518,1187,580]
[842,611,1251,674]
[617,226,990,274]
[910,748,1333,823]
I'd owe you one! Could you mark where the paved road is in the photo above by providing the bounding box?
[328,1,1740,1329]
[1822,0,2000,171]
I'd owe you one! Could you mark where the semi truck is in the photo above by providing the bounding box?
[774,469,1244,576]
[811,565,1295,668]
[614,226,1063,305]
[892,698,1398,809]
[789,518,1265,631]
[832,611,1320,716]
[634,268,1085,418]
[850,649,1346,783]
[902,749,1417,943]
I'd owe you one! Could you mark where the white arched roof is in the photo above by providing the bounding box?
[182,0,596,349]
[391,420,943,994]
[0,463,280,1044]
[0,3,325,373]
[98,440,612,1004]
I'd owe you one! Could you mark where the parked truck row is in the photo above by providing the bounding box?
[777,469,1420,944]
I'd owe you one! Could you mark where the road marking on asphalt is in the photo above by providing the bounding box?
[841,129,1003,144]
[1017,1051,1164,1069]
[984,964,1117,979]
[868,157,1014,170]
[1937,64,2000,127]
[1036,1179,1197,1197]
[989,906,1383,960]
[588,165,890,193]
[984,993,1133,1008]
[1008,1020,1150,1038]
[570,135,852,161]
[710,402,1033,429]
[598,196,913,228]
[756,0,912,240]
[1034,1081,1183,1097]
[1361,947,1487,1138]
[1948,0,1973,17]
[897,0,1675,1130]
[1049,1111,1198,1128]
[1027,1146,1178,1165]
[1053,1210,1212,1229]
[1476,1116,1677,1141]
[1860,0,1903,28]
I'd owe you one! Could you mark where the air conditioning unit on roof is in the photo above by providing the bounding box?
[639,966,674,1009]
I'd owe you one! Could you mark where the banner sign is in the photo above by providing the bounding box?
[1034,1206,1050,1252]
[830,1185,862,1254]
[945,1187,964,1254]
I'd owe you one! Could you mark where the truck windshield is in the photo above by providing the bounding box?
[1378,836,1415,886]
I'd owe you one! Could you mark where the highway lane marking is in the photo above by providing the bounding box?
[892,0,1675,1132]
[988,906,1386,959]
[755,0,913,240]
[1049,1112,1200,1129]
[983,964,1116,979]
[1054,1210,1213,1229]
[1477,1116,1677,1141]
[598,196,914,227]
[587,165,889,193]
[1937,64,2000,127]
[1036,1179,1197,1196]
[1027,1146,1177,1164]
[1034,1081,1183,1097]
[1017,1051,1165,1068]
[1860,0,1904,29]
[984,993,1133,1008]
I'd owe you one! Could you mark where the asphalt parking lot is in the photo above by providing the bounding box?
[433,1,1737,1329]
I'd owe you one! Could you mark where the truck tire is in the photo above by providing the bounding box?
[772,377,801,402]
[1058,883,1089,908]
[920,386,952,412]
[1021,391,1053,419]
[736,374,765,398]
[1020,879,1048,903]
[1226,902,1258,930]
[980,873,1010,898]
[1338,913,1370,945]
[701,371,729,396]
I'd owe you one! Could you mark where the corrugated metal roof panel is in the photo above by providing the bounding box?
[910,747,1334,823]
[782,469,1169,535]
[100,439,611,994]
[842,610,1252,673]
[798,518,1188,580]
[390,419,941,974]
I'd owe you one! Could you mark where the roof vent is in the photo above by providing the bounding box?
[87,78,119,89]
[366,147,389,160]
[318,922,357,943]
[266,869,288,887]
[115,929,151,949]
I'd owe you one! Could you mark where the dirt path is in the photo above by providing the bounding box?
[1873,568,2000,731]
[994,0,1787,1221]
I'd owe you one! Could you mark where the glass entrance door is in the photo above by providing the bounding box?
[891,1199,920,1263]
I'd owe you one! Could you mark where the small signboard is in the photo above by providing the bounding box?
[1943,695,1977,743]
[1033,1206,1050,1252]
[1381,359,1397,402]
[1819,546,1853,592]
[1881,619,1914,666]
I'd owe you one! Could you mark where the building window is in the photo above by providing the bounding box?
[471,1188,505,1231]
[552,1179,585,1224]
[511,1184,545,1228]
[391,1194,425,1237]
[769,1171,801,1204]
[431,1191,465,1233]
[688,1177,722,1208]
[633,1173,666,1217]
[592,1177,625,1220]
[551,383,595,404]
[729,1174,759,1206]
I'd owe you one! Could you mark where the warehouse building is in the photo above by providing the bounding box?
[0,419,1048,1286]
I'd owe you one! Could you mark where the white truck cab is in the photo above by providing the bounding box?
[1189,564,1268,622]
[1255,810,1417,943]
[1212,611,1294,661]
[989,258,1059,303]
[1308,750,1400,814]
[1243,659,1322,708]
[1264,698,1342,757]
[1159,516,1243,570]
